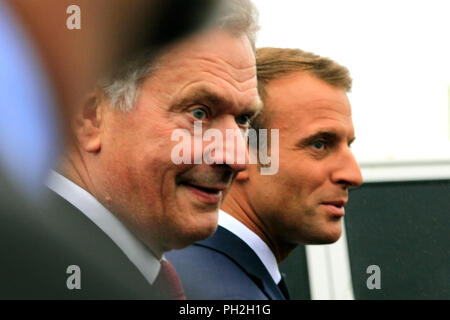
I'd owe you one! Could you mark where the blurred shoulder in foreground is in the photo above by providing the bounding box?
[0,0,221,299]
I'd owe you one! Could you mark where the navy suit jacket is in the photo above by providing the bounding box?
[0,186,160,299]
[167,226,287,300]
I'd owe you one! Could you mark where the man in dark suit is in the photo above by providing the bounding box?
[0,0,260,299]
[0,182,162,299]
[1,0,199,300]
[39,0,260,299]
[167,47,364,300]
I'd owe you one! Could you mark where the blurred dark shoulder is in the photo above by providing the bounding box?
[0,174,160,299]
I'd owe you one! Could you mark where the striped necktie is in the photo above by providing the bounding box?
[153,260,186,300]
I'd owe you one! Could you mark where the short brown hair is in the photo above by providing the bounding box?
[252,47,352,132]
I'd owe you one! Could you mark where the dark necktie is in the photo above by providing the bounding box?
[277,276,291,300]
[153,260,186,300]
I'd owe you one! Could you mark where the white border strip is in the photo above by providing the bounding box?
[306,219,354,300]
[359,161,450,183]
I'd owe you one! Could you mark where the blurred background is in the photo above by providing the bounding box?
[253,0,450,299]
[256,0,450,164]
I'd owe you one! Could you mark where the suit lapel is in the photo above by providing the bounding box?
[35,189,160,299]
[196,226,285,300]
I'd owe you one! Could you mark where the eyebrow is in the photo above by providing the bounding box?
[296,130,356,148]
[172,86,262,116]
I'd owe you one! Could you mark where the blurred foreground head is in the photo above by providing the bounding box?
[8,0,223,128]
[1,0,222,196]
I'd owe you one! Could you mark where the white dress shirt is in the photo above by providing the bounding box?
[46,171,161,285]
[218,210,282,284]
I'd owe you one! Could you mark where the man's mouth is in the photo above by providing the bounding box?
[320,200,347,217]
[180,182,226,205]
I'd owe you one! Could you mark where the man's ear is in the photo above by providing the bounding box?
[73,88,105,153]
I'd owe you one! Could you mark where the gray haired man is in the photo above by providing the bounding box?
[46,0,261,299]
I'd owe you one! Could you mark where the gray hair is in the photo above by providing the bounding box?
[100,0,259,112]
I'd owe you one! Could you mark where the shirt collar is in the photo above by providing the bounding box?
[46,170,161,284]
[218,210,281,284]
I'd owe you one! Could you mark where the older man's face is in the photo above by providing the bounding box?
[95,29,260,256]
[246,72,363,246]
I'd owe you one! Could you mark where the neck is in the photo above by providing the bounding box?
[58,141,98,199]
[221,186,294,264]
[59,143,165,261]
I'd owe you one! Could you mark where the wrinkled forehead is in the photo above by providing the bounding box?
[157,28,256,74]
[269,99,354,133]
[263,73,352,128]
[301,100,353,119]
[144,28,259,111]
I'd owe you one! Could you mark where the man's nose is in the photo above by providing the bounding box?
[203,118,249,172]
[331,148,363,188]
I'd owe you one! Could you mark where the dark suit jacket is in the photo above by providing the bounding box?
[166,226,287,300]
[0,185,160,299]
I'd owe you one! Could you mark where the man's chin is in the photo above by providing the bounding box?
[170,225,218,251]
[317,229,342,244]
[301,226,342,245]
[171,213,219,249]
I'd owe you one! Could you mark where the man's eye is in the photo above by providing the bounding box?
[236,114,251,126]
[191,108,207,120]
[312,141,325,150]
